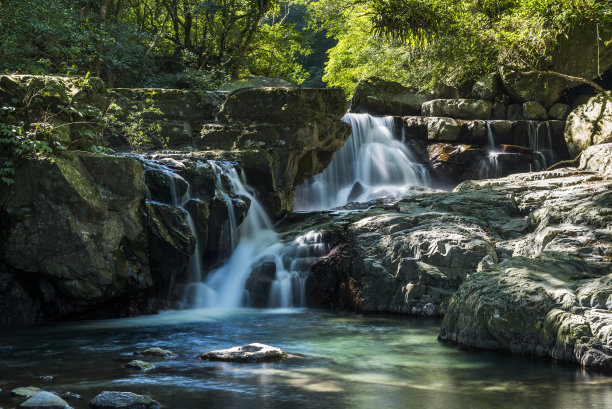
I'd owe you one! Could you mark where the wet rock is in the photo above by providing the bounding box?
[201,87,351,217]
[426,117,462,141]
[565,91,612,157]
[0,153,150,323]
[12,387,43,399]
[471,73,501,100]
[507,104,523,120]
[347,182,366,202]
[55,392,80,402]
[20,392,71,409]
[522,101,548,120]
[492,102,507,120]
[422,99,493,120]
[439,253,612,371]
[351,77,427,116]
[123,360,155,371]
[548,103,571,121]
[135,347,175,358]
[579,143,612,178]
[304,168,611,321]
[90,391,161,409]
[197,343,287,363]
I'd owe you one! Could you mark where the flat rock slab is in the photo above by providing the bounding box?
[123,360,154,371]
[134,347,175,358]
[12,387,43,398]
[20,391,72,409]
[90,391,161,409]
[197,343,287,363]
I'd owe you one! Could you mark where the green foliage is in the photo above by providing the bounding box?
[0,77,107,184]
[312,0,612,96]
[105,93,166,151]
[0,0,315,88]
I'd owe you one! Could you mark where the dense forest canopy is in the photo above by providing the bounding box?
[0,0,611,93]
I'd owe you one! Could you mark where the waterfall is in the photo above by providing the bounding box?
[294,113,430,211]
[137,158,206,284]
[528,121,554,170]
[193,163,312,309]
[476,123,502,179]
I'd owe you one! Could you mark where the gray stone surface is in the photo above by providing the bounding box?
[20,392,72,409]
[351,76,427,116]
[523,101,548,120]
[565,91,612,157]
[579,143,612,178]
[90,392,161,409]
[422,99,493,120]
[197,343,287,363]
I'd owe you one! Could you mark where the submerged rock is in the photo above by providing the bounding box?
[19,392,72,409]
[123,360,155,371]
[90,391,161,409]
[134,347,175,358]
[197,343,287,363]
[12,387,43,399]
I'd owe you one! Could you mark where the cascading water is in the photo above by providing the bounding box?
[137,158,205,285]
[528,121,554,170]
[294,113,430,211]
[193,163,317,309]
[476,123,503,179]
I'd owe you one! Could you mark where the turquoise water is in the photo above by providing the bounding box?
[0,309,610,408]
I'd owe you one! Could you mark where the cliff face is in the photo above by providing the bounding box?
[0,76,351,322]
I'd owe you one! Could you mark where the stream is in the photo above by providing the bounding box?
[1,309,611,409]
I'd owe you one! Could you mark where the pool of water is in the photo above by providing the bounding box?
[0,309,610,409]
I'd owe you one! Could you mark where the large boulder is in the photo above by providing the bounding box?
[106,88,226,150]
[0,152,150,322]
[439,253,612,371]
[421,99,493,120]
[579,142,612,178]
[565,91,612,157]
[350,77,427,116]
[550,24,612,81]
[500,67,582,107]
[305,167,612,326]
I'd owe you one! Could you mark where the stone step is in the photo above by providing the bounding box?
[420,99,571,121]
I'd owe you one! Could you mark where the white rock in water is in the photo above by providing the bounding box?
[11,387,43,398]
[197,343,287,363]
[19,391,72,409]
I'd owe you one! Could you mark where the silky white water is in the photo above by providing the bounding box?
[528,121,554,170]
[476,123,502,179]
[294,113,430,211]
[192,163,326,309]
